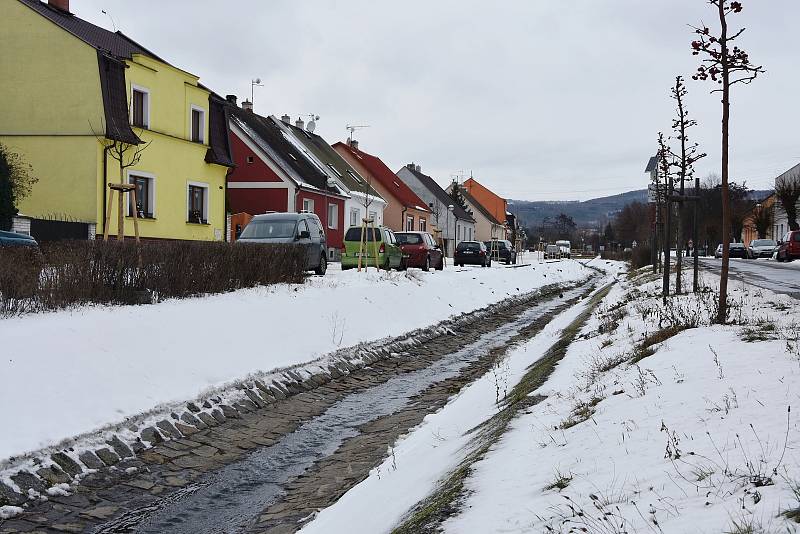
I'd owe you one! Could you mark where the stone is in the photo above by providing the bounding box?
[50,523,85,533]
[191,445,219,458]
[268,386,286,400]
[140,426,164,445]
[50,453,82,477]
[80,505,118,520]
[174,423,198,436]
[197,412,218,427]
[244,389,268,408]
[220,405,240,419]
[11,471,47,494]
[186,402,201,413]
[107,436,134,459]
[156,419,182,439]
[202,400,213,409]
[180,412,207,429]
[210,409,226,423]
[124,478,155,491]
[94,448,120,466]
[0,481,24,506]
[37,466,71,485]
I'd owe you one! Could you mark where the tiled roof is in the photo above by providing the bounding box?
[285,124,383,202]
[398,165,474,222]
[645,156,658,173]
[18,0,165,62]
[334,143,429,212]
[461,188,502,225]
[205,95,234,167]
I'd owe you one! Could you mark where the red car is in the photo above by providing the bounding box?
[395,232,444,271]
[776,230,800,262]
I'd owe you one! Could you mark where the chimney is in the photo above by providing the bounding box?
[241,99,253,112]
[415,164,421,172]
[350,139,359,150]
[281,114,291,124]
[48,0,69,12]
[407,163,415,171]
[295,117,304,130]
[225,95,238,106]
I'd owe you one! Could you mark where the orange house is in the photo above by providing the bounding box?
[463,177,507,227]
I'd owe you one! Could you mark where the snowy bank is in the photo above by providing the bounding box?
[0,259,589,464]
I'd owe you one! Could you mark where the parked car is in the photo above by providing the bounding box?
[341,226,403,270]
[237,212,328,275]
[0,230,38,248]
[776,230,800,262]
[483,240,517,265]
[748,239,777,259]
[396,232,443,271]
[714,242,750,259]
[544,244,561,259]
[555,240,571,259]
[454,241,491,267]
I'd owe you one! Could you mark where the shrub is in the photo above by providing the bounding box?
[0,240,306,315]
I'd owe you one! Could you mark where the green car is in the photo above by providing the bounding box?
[341,226,404,270]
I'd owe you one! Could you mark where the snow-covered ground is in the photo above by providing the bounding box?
[445,270,800,533]
[0,258,588,465]
[297,262,627,534]
[700,257,800,298]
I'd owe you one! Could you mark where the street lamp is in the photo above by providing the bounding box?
[447,204,454,257]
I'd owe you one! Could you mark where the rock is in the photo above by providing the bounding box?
[80,505,118,520]
[51,453,82,477]
[11,470,47,494]
[210,409,226,423]
[181,412,207,429]
[94,448,120,466]
[202,400,213,409]
[174,423,198,436]
[220,405,239,419]
[140,427,164,445]
[254,380,271,394]
[107,436,134,459]
[78,451,105,470]
[156,420,182,439]
[37,466,71,485]
[244,389,268,408]
[268,386,286,400]
[186,402,201,413]
[0,481,24,506]
[197,412,218,427]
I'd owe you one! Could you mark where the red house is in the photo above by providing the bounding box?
[225,100,347,256]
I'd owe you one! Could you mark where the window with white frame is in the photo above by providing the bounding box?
[406,215,414,231]
[187,182,209,224]
[128,172,155,218]
[302,198,314,213]
[328,203,338,229]
[350,208,359,227]
[190,106,205,143]
[457,224,461,240]
[419,218,427,232]
[131,86,150,129]
[369,211,377,223]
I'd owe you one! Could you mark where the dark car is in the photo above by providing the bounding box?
[777,230,800,262]
[715,242,750,259]
[396,232,443,271]
[237,213,328,275]
[454,241,491,267]
[0,230,38,248]
[484,240,516,265]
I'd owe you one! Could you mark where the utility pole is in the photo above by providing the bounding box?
[693,175,700,292]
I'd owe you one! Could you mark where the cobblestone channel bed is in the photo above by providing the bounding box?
[0,278,594,534]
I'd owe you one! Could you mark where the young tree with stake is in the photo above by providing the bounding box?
[691,0,764,323]
[658,132,675,303]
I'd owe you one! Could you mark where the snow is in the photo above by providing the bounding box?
[444,270,800,533]
[298,262,626,534]
[0,506,23,520]
[0,258,589,464]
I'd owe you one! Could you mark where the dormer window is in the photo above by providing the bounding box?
[131,86,150,129]
[326,164,343,178]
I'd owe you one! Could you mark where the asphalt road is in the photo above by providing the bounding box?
[698,257,800,299]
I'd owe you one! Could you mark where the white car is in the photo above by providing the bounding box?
[748,239,777,259]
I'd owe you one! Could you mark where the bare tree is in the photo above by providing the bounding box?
[691,0,764,323]
[666,76,706,294]
[658,132,676,303]
[101,136,150,241]
[775,175,800,232]
[750,202,773,239]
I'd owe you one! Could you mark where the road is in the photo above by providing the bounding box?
[0,278,597,534]
[698,257,800,298]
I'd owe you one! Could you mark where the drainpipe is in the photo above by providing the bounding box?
[401,206,407,231]
[101,144,112,238]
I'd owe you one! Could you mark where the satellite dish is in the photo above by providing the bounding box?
[253,78,262,84]
[307,120,316,133]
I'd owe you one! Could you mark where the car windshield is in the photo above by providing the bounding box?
[752,240,775,247]
[239,220,296,239]
[458,242,481,251]
[730,243,744,248]
[485,241,507,250]
[345,227,381,242]
[396,233,423,245]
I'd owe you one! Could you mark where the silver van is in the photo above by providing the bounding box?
[237,212,328,275]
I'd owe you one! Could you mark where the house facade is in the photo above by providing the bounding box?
[462,177,508,235]
[448,183,505,242]
[1,0,232,241]
[773,163,800,241]
[226,105,347,256]
[396,163,475,256]
[333,141,430,233]
[283,121,386,231]
[742,194,775,244]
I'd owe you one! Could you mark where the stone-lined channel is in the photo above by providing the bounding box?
[101,285,588,534]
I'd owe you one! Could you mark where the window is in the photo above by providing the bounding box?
[327,203,338,229]
[406,216,414,231]
[387,230,397,244]
[302,198,314,213]
[190,106,205,143]
[128,173,155,218]
[369,211,377,223]
[457,224,461,240]
[131,86,149,128]
[187,183,208,224]
[246,156,254,164]
[350,208,359,227]
[419,218,427,232]
[297,219,310,237]
[468,227,472,241]
[347,170,363,185]
[326,164,343,178]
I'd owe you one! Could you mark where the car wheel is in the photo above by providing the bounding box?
[423,256,430,272]
[315,255,327,275]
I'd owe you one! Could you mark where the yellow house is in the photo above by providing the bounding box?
[0,0,233,241]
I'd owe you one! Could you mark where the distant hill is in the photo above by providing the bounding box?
[509,188,772,229]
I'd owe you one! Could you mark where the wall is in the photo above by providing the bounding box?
[296,190,344,249]
[227,129,290,215]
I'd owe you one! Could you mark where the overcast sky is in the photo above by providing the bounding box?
[75,0,800,201]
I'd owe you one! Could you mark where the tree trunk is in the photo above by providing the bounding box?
[693,176,700,293]
[675,204,683,294]
[662,183,672,304]
[717,1,730,324]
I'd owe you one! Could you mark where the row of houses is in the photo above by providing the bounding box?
[742,162,800,244]
[0,0,516,258]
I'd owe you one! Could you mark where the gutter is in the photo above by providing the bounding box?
[401,206,408,231]
[101,144,112,238]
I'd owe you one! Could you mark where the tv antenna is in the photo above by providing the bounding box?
[306,114,320,133]
[101,10,118,31]
[251,78,263,107]
[346,124,370,142]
